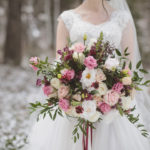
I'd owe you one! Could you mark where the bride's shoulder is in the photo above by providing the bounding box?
[57,9,75,31]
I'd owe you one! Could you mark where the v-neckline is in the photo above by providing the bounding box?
[70,9,117,27]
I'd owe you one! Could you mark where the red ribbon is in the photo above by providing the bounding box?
[82,124,93,150]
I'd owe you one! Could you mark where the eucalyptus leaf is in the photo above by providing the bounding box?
[136,60,142,69]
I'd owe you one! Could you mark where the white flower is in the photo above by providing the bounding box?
[121,96,132,110]
[80,68,96,89]
[122,77,132,85]
[78,53,85,64]
[97,82,108,96]
[82,100,100,122]
[87,38,97,50]
[73,52,85,64]
[105,57,119,70]
[50,78,60,89]
[73,51,78,59]
[88,111,101,122]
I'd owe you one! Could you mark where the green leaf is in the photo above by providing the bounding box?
[79,125,87,135]
[37,70,41,76]
[53,109,58,120]
[77,133,80,139]
[142,80,150,86]
[124,47,128,54]
[139,69,148,74]
[117,105,123,116]
[48,111,53,119]
[100,32,104,41]
[136,60,142,69]
[73,128,78,135]
[129,61,132,70]
[115,49,122,56]
[74,136,77,143]
[125,53,130,56]
[122,61,126,69]
[137,124,144,128]
[135,86,143,91]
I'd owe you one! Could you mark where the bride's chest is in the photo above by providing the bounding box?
[69,20,122,48]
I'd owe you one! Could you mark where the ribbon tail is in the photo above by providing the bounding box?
[82,124,93,150]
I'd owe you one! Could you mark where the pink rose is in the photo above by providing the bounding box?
[29,57,39,71]
[98,102,111,114]
[58,85,69,99]
[112,82,124,93]
[42,85,54,96]
[84,56,98,69]
[96,69,106,82]
[61,69,75,80]
[104,90,120,106]
[59,98,70,112]
[73,43,85,53]
[29,57,39,65]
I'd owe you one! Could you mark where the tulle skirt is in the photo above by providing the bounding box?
[24,100,150,150]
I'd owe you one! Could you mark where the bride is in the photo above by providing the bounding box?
[25,0,150,149]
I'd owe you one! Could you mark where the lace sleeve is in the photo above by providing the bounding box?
[112,10,132,31]
[57,10,74,32]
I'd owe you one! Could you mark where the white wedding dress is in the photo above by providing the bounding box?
[24,9,150,150]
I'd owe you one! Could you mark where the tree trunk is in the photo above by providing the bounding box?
[4,0,22,65]
[53,0,60,48]
[50,0,55,49]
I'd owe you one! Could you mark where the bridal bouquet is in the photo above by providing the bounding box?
[29,33,149,147]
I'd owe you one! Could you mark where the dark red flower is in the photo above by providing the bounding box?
[64,54,72,61]
[36,79,42,86]
[76,106,84,114]
[89,49,96,56]
[57,50,62,55]
[85,93,93,100]
[44,76,50,86]
[92,82,99,89]
[76,71,82,80]
[63,47,69,52]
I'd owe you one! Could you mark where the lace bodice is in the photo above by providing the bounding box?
[58,9,131,49]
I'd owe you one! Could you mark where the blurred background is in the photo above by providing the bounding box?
[0,0,150,149]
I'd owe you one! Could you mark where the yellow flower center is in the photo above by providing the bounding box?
[86,73,91,79]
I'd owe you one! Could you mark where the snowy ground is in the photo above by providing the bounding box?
[0,64,43,150]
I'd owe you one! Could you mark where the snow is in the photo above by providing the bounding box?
[0,64,42,149]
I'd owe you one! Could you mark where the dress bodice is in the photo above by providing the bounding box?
[58,9,131,49]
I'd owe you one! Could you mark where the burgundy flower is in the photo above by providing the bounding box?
[64,54,72,61]
[57,50,62,55]
[92,82,99,89]
[44,76,50,86]
[89,49,97,56]
[36,79,42,86]
[76,106,84,114]
[63,47,69,52]
[85,93,93,100]
[76,71,82,80]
